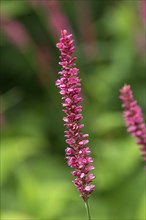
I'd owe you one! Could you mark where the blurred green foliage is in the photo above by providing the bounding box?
[0,0,145,220]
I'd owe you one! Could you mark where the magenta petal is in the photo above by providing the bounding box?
[84,185,95,192]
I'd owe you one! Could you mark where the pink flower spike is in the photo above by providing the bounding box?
[56,30,95,201]
[119,84,146,163]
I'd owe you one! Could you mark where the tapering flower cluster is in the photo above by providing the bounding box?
[120,84,146,162]
[56,30,95,201]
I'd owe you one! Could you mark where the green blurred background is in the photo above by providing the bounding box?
[0,0,146,219]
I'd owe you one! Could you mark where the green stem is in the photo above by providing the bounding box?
[84,200,91,220]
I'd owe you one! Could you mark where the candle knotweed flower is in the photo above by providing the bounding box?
[56,30,95,201]
[120,84,146,163]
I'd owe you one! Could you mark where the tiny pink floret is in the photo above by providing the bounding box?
[56,30,95,201]
[120,84,146,163]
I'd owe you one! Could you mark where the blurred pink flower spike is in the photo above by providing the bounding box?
[75,0,98,62]
[1,16,31,50]
[56,30,95,202]
[29,0,71,38]
[139,0,146,26]
[1,15,52,87]
[42,0,71,38]
[120,84,146,163]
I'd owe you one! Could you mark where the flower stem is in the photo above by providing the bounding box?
[84,200,91,220]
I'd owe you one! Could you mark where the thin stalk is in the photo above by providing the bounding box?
[84,200,91,220]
